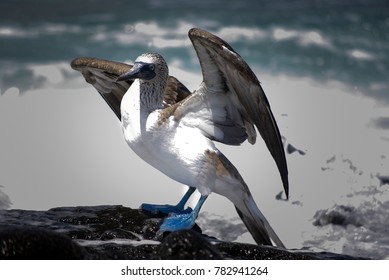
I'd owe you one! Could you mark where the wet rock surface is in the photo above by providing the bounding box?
[0,205,363,260]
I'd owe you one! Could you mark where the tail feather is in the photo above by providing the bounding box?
[235,196,285,248]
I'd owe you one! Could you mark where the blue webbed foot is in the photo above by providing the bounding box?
[143,194,208,234]
[141,187,197,215]
[159,209,197,232]
[157,195,207,233]
[141,203,185,215]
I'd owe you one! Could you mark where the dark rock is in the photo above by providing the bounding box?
[53,205,162,241]
[157,230,223,259]
[215,241,310,260]
[377,175,389,186]
[0,205,364,260]
[0,226,92,259]
[313,205,363,227]
[286,143,306,155]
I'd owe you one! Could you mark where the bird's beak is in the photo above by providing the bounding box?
[116,63,143,82]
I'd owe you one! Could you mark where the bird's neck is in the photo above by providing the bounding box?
[139,80,166,112]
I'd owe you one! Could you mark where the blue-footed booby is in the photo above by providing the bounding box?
[71,28,289,247]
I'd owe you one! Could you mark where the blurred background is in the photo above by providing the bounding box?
[0,0,388,258]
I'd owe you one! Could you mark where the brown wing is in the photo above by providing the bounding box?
[71,57,191,120]
[188,28,289,197]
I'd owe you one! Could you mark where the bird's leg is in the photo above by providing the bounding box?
[141,186,196,215]
[159,195,207,232]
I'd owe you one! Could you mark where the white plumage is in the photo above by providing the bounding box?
[71,28,289,247]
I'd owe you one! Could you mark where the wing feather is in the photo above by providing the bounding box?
[188,28,289,197]
[71,57,191,120]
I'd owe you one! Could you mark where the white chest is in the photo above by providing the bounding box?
[120,81,169,161]
[120,80,217,193]
[120,81,145,144]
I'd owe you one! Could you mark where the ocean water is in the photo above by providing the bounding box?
[0,0,388,259]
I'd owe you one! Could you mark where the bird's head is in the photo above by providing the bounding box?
[117,53,168,83]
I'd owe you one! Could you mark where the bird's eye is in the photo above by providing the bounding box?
[149,64,155,71]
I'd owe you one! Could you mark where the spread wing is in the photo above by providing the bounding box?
[181,28,289,197]
[71,57,191,120]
